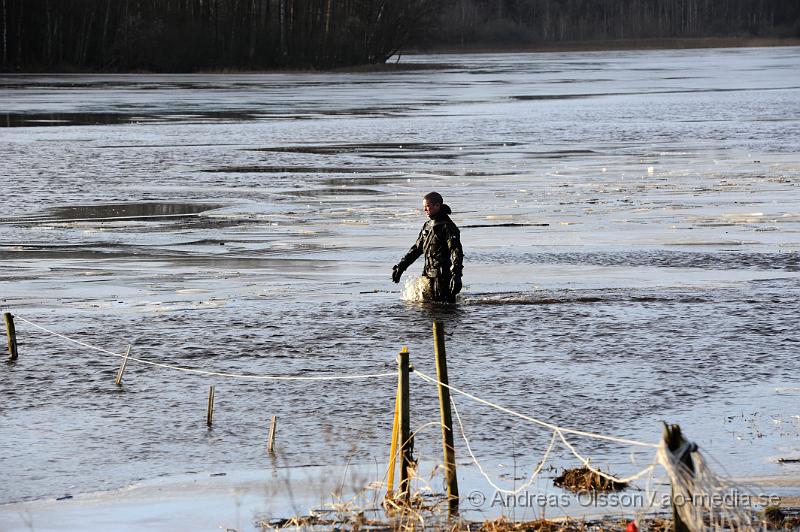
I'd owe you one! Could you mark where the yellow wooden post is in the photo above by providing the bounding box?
[433,321,459,515]
[386,349,403,498]
[386,352,408,498]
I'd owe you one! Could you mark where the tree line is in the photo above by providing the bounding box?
[0,0,440,71]
[1,0,798,72]
[434,0,800,46]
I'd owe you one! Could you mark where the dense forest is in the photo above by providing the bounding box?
[1,0,798,72]
[436,0,800,46]
[0,0,441,71]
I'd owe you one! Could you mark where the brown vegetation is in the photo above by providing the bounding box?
[477,517,587,531]
[762,505,800,530]
[262,513,675,531]
[553,467,628,493]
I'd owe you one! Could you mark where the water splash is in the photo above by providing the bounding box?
[401,276,428,302]
[401,276,468,304]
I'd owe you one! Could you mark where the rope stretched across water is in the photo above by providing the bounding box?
[14,314,660,446]
[451,396,560,495]
[450,389,657,490]
[10,313,755,524]
[14,315,395,382]
[413,369,659,449]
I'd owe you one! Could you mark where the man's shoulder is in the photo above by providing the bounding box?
[441,216,460,232]
[431,215,456,227]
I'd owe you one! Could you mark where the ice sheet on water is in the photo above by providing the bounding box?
[203,202,302,218]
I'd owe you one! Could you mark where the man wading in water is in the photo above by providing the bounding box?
[392,192,463,303]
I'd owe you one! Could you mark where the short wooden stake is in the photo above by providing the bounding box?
[206,385,215,426]
[663,423,695,532]
[114,345,131,386]
[433,321,459,515]
[268,415,277,454]
[398,346,412,501]
[386,365,402,498]
[4,312,18,361]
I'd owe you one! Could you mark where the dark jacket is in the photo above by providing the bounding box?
[398,212,463,281]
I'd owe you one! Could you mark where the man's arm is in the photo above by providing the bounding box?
[392,227,425,282]
[446,223,463,296]
[399,228,425,270]
[446,224,463,277]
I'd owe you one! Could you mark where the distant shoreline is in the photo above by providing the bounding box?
[405,36,800,55]
[2,37,797,74]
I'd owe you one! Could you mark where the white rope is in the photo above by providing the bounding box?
[556,428,657,485]
[640,451,659,516]
[453,391,655,490]
[451,395,559,495]
[413,369,659,449]
[14,315,395,382]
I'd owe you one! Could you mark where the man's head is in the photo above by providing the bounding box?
[423,191,443,218]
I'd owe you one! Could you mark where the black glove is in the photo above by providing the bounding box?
[391,265,403,283]
[449,276,462,296]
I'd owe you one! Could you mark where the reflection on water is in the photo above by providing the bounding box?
[0,111,284,127]
[47,202,227,220]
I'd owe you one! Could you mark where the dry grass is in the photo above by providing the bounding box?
[475,517,673,532]
[476,517,584,531]
[261,513,678,531]
[258,470,454,530]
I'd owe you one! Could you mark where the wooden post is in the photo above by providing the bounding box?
[398,346,412,501]
[663,423,695,532]
[433,321,459,515]
[4,312,18,361]
[386,366,402,498]
[268,415,277,454]
[206,385,215,426]
[114,345,131,386]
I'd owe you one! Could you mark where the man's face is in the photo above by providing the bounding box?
[423,199,441,218]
